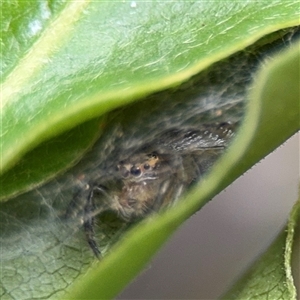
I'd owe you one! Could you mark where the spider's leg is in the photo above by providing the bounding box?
[152,174,184,212]
[189,146,224,177]
[83,188,101,258]
[64,188,86,220]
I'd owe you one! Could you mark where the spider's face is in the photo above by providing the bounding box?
[115,151,165,182]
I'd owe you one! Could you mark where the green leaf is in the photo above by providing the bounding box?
[0,118,103,202]
[0,1,299,300]
[1,0,299,173]
[66,40,300,300]
[222,198,300,300]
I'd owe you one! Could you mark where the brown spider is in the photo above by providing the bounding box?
[67,122,236,257]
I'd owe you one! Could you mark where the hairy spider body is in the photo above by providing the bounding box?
[68,122,237,257]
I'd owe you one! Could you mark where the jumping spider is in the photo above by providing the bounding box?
[67,122,236,257]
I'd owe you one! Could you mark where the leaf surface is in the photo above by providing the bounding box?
[1,1,299,173]
[0,1,299,300]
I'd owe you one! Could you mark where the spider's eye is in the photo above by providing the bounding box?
[143,163,150,170]
[130,166,141,176]
[148,152,158,159]
[116,160,126,171]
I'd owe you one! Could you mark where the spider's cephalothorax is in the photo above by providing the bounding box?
[69,122,237,257]
[112,150,185,220]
